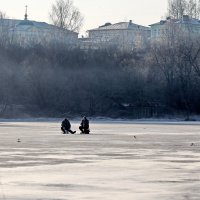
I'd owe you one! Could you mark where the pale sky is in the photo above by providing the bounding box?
[0,0,168,35]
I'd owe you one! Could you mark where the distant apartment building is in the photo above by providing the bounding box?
[150,15,200,40]
[0,12,78,47]
[80,20,151,50]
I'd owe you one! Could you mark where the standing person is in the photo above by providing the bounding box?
[79,116,90,134]
[61,118,76,134]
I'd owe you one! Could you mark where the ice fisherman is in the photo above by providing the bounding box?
[79,116,90,134]
[61,118,76,134]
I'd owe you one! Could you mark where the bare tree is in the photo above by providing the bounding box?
[168,0,186,19]
[168,0,200,18]
[186,0,200,18]
[0,10,6,19]
[0,10,10,47]
[186,36,200,77]
[49,0,84,32]
[151,24,200,118]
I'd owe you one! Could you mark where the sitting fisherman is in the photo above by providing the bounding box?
[79,116,90,134]
[61,118,76,134]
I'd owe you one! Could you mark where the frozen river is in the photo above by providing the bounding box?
[0,120,200,200]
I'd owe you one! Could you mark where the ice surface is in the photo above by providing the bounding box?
[0,120,200,200]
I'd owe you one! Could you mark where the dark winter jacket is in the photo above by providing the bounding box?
[62,119,71,130]
[81,118,89,129]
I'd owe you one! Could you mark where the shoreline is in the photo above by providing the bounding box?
[0,116,200,125]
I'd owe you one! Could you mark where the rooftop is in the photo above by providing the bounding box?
[149,16,200,26]
[89,20,150,31]
[0,18,77,34]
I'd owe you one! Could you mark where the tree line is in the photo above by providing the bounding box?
[0,31,200,119]
[0,0,200,118]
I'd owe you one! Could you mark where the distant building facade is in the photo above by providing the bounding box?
[0,12,78,47]
[150,15,200,40]
[80,20,151,50]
